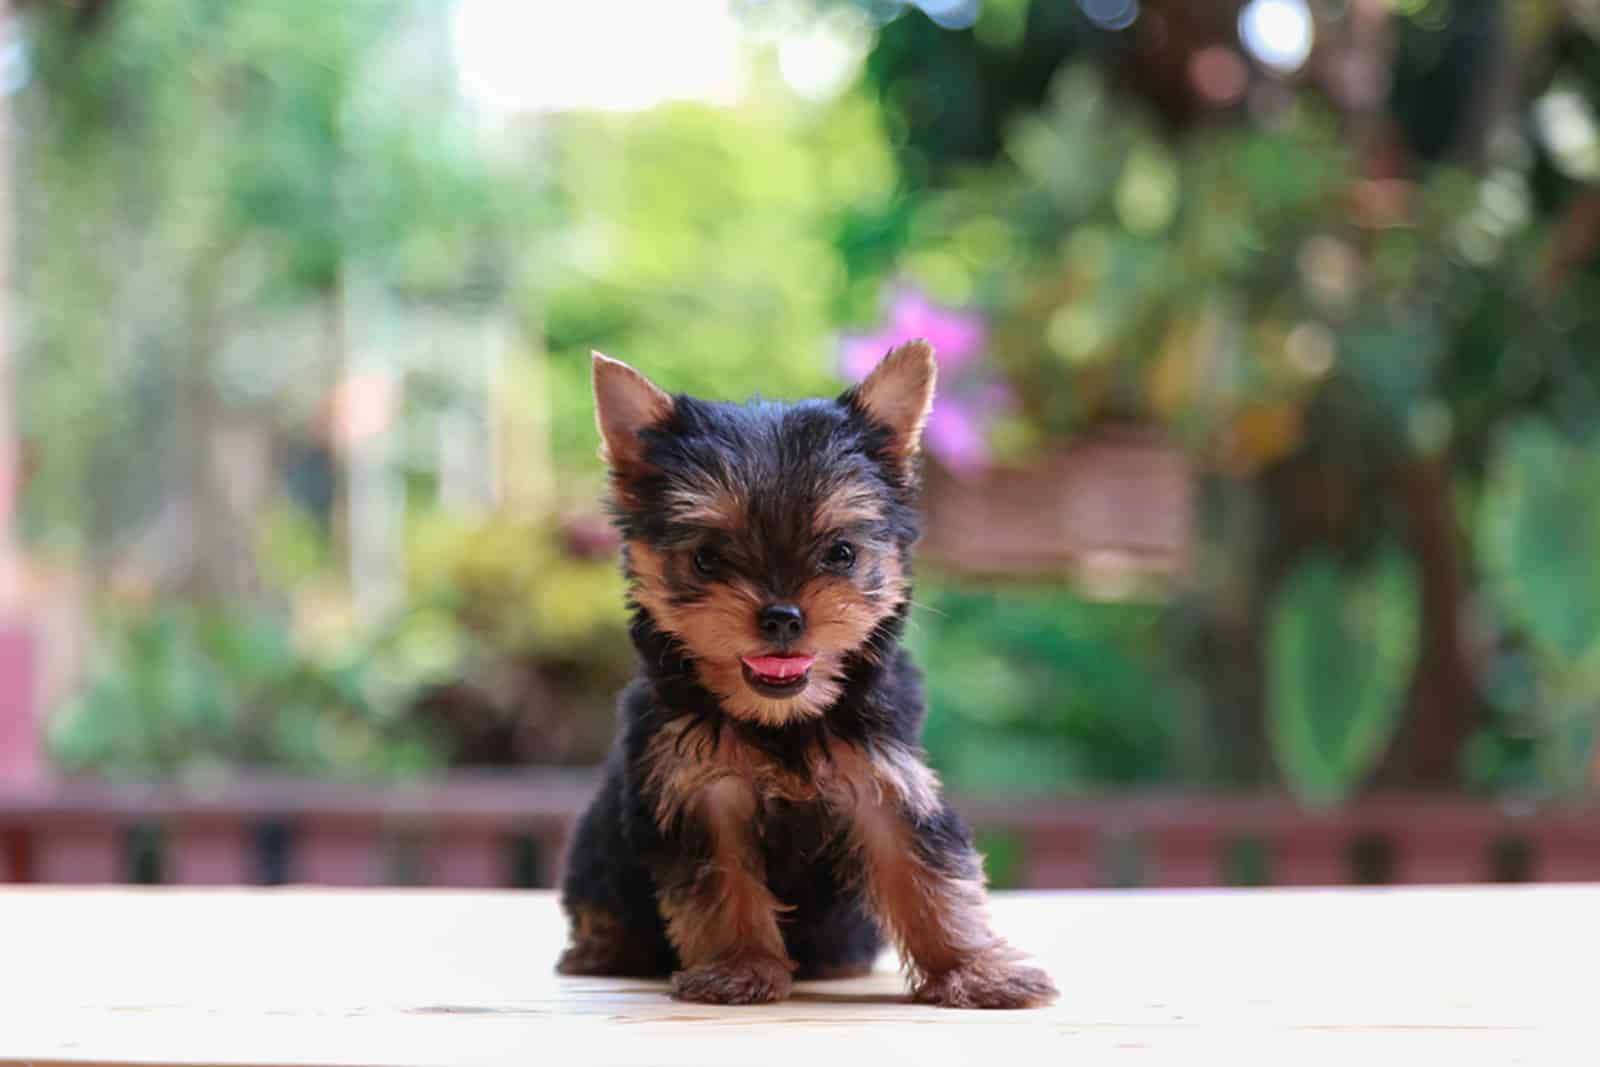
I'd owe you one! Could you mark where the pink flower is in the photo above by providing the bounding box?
[840,288,988,380]
[840,287,1005,478]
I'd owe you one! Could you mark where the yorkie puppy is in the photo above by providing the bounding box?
[557,342,1058,1009]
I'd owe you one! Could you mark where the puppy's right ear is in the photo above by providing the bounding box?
[592,351,673,475]
[841,339,937,481]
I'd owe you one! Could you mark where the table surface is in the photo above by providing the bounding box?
[2,885,1593,1066]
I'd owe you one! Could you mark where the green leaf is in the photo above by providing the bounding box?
[1266,547,1420,805]
[1480,418,1600,669]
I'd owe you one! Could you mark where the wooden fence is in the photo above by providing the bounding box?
[2,775,1598,889]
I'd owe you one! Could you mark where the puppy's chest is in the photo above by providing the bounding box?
[643,716,875,824]
[757,796,850,891]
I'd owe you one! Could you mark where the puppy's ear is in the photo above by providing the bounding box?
[592,351,673,475]
[842,339,937,476]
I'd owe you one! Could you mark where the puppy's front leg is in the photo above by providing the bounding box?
[847,748,1058,1009]
[658,775,795,1004]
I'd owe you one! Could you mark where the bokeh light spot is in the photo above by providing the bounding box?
[453,0,744,114]
[1535,88,1600,181]
[1079,0,1140,32]
[1239,0,1314,75]
[1285,321,1337,380]
[1189,46,1249,107]
[914,0,982,31]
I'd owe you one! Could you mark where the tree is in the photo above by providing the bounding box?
[17,0,509,606]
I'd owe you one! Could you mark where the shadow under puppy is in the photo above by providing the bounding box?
[558,341,1057,1009]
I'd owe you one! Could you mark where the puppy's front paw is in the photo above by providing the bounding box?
[558,940,645,977]
[913,959,1058,1010]
[672,956,794,1005]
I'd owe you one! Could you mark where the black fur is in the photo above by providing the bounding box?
[559,380,962,980]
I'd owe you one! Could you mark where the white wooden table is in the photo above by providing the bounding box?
[1,886,1591,1065]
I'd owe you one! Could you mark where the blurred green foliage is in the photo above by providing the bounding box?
[536,94,900,459]
[911,583,1204,791]
[397,515,634,765]
[18,0,512,551]
[406,515,627,661]
[50,605,439,778]
[1265,548,1421,805]
[18,0,1600,800]
[1471,418,1600,791]
[895,62,1351,454]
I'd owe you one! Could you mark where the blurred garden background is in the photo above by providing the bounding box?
[3,0,1600,888]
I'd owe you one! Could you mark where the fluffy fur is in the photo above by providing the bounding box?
[558,344,1057,1009]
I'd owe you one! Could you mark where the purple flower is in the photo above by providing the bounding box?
[840,287,1005,478]
[840,288,987,379]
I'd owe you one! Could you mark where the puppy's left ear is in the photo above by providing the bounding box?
[592,351,673,476]
[842,339,937,476]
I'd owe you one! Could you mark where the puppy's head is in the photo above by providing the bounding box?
[592,342,936,727]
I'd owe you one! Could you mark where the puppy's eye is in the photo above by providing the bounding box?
[822,540,856,572]
[692,546,722,578]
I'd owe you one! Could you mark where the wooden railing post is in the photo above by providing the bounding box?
[295,817,386,886]
[0,622,38,786]
[32,820,123,884]
[170,817,253,886]
[1273,825,1352,886]
[431,828,505,888]
[0,825,29,881]
[1016,825,1101,888]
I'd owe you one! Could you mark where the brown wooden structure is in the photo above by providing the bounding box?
[3,775,1596,890]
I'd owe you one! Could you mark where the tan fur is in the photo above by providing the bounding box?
[672,955,795,1005]
[860,738,942,820]
[812,481,886,534]
[643,716,821,833]
[838,748,1059,1008]
[910,956,1059,1009]
[789,736,936,821]
[853,340,937,471]
[658,776,796,1004]
[625,540,907,728]
[643,718,735,833]
[643,717,935,831]
[628,540,824,726]
[592,352,673,473]
[797,556,908,669]
[851,795,1003,979]
[641,718,1053,1006]
[556,906,659,976]
[663,481,745,530]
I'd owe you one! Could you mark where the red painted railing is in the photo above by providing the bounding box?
[0,620,39,785]
[4,775,1598,889]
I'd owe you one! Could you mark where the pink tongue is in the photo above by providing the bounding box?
[742,654,814,680]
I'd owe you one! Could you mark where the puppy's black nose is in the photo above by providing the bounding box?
[758,602,806,645]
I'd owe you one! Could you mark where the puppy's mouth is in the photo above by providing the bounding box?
[739,653,815,699]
